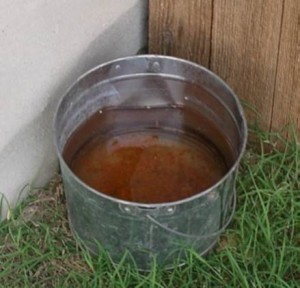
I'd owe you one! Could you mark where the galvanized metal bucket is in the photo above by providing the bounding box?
[54,55,247,270]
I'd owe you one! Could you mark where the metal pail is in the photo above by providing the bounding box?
[54,55,247,270]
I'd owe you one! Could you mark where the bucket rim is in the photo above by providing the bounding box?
[53,54,248,208]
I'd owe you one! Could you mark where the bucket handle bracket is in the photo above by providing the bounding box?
[146,190,237,240]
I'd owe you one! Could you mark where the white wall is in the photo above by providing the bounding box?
[0,0,147,219]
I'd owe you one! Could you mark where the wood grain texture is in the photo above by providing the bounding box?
[149,0,213,67]
[271,0,300,133]
[149,0,299,134]
[210,0,283,129]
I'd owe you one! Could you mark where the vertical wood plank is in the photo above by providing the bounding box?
[149,0,213,67]
[210,0,283,129]
[271,0,300,134]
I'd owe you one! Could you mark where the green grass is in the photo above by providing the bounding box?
[0,129,299,287]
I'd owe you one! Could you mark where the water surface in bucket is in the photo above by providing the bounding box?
[63,107,229,203]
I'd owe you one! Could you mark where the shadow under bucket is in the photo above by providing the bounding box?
[54,55,247,270]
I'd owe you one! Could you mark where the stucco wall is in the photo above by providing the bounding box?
[0,0,147,219]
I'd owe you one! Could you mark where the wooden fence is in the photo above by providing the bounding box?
[149,0,299,135]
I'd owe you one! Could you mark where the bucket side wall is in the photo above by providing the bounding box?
[61,159,238,270]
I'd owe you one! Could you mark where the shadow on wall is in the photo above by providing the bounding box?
[0,2,147,219]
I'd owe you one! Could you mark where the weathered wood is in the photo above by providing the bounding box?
[149,0,299,135]
[210,0,283,129]
[149,0,213,67]
[271,0,300,134]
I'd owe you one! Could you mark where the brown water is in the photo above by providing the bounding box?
[63,107,229,203]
